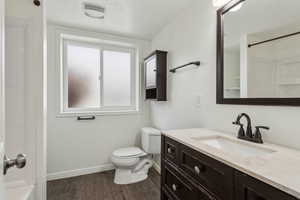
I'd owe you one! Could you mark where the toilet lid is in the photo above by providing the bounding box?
[113,147,145,158]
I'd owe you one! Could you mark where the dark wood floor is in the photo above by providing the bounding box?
[47,169,161,200]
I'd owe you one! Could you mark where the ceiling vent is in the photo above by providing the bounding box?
[83,2,105,19]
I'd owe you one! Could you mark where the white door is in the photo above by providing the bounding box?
[0,0,6,198]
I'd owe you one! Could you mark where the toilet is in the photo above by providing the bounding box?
[111,127,161,185]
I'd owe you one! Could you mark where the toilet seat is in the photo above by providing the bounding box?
[111,155,140,167]
[111,147,147,168]
[113,147,146,158]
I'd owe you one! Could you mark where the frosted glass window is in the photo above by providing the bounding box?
[61,37,137,114]
[67,44,100,108]
[103,50,131,106]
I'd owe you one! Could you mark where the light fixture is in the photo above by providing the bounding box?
[229,2,244,12]
[83,2,105,19]
[212,0,244,12]
[212,0,231,7]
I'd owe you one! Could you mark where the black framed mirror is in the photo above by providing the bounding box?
[217,0,300,106]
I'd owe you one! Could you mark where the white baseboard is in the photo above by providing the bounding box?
[153,161,161,174]
[47,164,115,181]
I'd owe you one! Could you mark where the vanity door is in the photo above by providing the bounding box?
[235,171,297,200]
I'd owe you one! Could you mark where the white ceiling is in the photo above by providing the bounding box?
[47,0,195,40]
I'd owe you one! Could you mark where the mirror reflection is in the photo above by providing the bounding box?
[224,0,300,98]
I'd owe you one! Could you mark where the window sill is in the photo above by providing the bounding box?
[56,110,141,118]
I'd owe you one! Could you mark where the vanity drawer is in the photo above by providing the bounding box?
[163,136,180,165]
[235,171,298,200]
[162,161,215,200]
[163,161,197,200]
[161,188,173,200]
[179,144,234,200]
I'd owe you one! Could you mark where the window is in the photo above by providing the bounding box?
[61,37,138,114]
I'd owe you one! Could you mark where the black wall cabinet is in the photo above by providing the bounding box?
[144,50,167,101]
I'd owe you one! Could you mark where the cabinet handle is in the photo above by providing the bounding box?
[194,166,200,174]
[172,184,177,192]
[167,148,173,154]
[194,165,205,174]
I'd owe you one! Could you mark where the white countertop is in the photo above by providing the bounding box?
[163,128,300,199]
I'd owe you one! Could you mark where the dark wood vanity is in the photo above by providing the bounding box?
[161,135,298,200]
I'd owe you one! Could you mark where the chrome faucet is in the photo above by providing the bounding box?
[233,113,269,144]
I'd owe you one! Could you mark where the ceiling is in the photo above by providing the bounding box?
[47,0,195,40]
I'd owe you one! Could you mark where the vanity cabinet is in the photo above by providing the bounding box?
[179,144,234,200]
[235,171,297,200]
[162,156,216,200]
[144,50,167,101]
[161,135,298,200]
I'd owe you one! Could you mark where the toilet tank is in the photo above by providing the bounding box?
[141,127,161,154]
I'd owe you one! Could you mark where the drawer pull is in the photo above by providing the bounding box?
[194,165,205,174]
[194,166,200,174]
[167,148,173,154]
[172,184,177,192]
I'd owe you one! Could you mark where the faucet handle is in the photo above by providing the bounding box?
[254,126,270,144]
[255,126,270,130]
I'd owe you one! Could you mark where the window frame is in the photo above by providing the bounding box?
[60,34,139,115]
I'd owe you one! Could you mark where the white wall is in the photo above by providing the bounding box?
[150,0,300,152]
[47,24,152,178]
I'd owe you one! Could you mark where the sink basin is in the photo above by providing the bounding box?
[191,136,276,157]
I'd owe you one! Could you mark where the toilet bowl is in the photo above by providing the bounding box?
[111,147,152,184]
[111,127,161,185]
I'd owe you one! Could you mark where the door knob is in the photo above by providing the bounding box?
[3,154,26,175]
